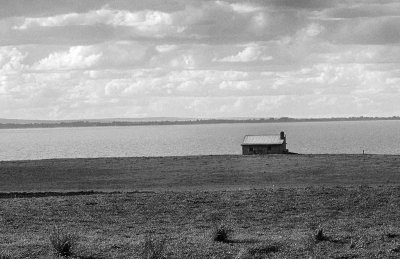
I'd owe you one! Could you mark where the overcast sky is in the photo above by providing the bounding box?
[1,0,400,119]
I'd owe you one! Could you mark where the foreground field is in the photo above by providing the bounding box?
[1,186,400,258]
[1,155,400,258]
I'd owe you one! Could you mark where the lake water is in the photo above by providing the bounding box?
[0,120,400,161]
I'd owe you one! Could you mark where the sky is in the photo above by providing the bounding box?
[1,0,400,119]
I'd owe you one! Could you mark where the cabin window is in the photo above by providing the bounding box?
[249,147,254,152]
[267,146,272,151]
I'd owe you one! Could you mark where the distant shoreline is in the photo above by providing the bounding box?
[1,116,399,129]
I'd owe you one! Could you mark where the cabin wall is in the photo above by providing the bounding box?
[242,144,285,155]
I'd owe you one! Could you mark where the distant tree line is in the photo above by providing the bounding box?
[0,116,399,129]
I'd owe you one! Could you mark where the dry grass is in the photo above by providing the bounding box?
[1,155,400,258]
[212,224,232,243]
[0,185,398,258]
[314,228,328,242]
[49,227,77,257]
[1,154,400,192]
[0,253,12,259]
[141,235,167,259]
[235,243,281,259]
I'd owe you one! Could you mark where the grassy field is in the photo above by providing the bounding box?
[1,154,400,258]
[1,154,400,192]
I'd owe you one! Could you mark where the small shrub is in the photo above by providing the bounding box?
[49,226,77,257]
[141,235,167,259]
[212,224,232,243]
[314,228,328,242]
[386,233,400,239]
[349,238,356,249]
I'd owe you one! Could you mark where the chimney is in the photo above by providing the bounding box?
[280,131,285,140]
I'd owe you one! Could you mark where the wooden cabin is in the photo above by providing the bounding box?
[241,131,288,155]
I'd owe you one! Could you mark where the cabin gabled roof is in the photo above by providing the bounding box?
[241,135,284,146]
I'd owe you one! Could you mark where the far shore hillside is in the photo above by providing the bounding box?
[1,116,400,129]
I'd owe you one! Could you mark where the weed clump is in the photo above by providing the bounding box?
[212,224,232,243]
[141,235,167,259]
[314,228,328,242]
[49,226,77,257]
[386,233,400,239]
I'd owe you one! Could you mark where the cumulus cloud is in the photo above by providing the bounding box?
[32,42,150,71]
[216,1,263,13]
[155,44,177,53]
[15,7,176,34]
[6,1,307,45]
[0,47,27,74]
[216,44,272,62]
[1,0,400,119]
[33,46,102,70]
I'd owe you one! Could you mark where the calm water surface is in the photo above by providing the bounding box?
[1,120,400,161]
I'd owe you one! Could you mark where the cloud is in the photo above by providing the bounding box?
[33,46,102,71]
[1,0,400,119]
[155,44,177,52]
[333,17,400,44]
[320,3,400,19]
[216,1,263,13]
[0,0,103,19]
[32,42,150,71]
[14,7,178,36]
[5,1,307,45]
[216,44,272,62]
[0,47,27,74]
[269,0,336,10]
